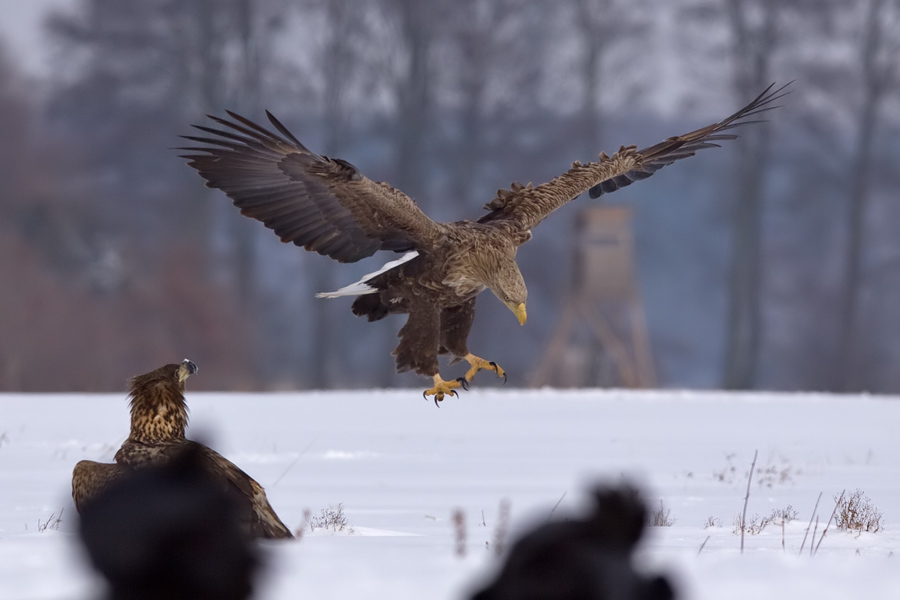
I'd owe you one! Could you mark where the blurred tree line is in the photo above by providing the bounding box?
[1,0,898,393]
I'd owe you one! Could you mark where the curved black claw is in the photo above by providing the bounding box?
[434,396,441,408]
[489,362,508,385]
[456,377,469,391]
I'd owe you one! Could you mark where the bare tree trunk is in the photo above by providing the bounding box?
[233,0,261,315]
[574,0,608,381]
[305,0,360,389]
[450,0,490,207]
[186,0,228,278]
[723,125,768,388]
[836,0,890,390]
[392,0,432,206]
[574,0,608,153]
[721,0,777,389]
[371,0,436,388]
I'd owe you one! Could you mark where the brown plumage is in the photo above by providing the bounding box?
[72,461,124,513]
[72,360,293,540]
[181,83,788,402]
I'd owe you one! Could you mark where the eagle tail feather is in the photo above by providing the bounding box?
[250,483,294,540]
[316,281,378,299]
[316,251,419,299]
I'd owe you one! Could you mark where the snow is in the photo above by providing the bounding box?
[1,388,899,599]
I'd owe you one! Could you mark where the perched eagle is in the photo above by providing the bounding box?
[78,443,259,600]
[181,83,787,403]
[72,360,293,540]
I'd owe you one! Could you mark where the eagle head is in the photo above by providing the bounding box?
[178,359,198,383]
[489,259,528,326]
[127,360,197,443]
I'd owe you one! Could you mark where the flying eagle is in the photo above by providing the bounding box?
[72,360,293,540]
[181,83,787,403]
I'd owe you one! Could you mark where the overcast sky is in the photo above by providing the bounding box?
[0,0,75,75]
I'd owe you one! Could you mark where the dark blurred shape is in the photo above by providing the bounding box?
[471,485,674,600]
[79,443,261,600]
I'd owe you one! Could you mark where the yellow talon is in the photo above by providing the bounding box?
[423,375,465,406]
[463,353,507,383]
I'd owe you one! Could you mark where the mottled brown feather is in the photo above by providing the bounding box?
[72,460,125,513]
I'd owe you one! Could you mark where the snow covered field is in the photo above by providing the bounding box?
[2,388,899,599]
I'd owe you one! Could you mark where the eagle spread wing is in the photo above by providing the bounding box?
[478,82,789,232]
[180,112,445,263]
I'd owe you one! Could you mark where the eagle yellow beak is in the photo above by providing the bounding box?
[507,302,527,326]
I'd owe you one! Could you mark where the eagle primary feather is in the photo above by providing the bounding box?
[181,83,789,402]
[71,360,293,540]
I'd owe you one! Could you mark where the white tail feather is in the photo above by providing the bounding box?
[316,251,419,299]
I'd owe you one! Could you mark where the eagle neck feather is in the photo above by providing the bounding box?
[127,375,189,444]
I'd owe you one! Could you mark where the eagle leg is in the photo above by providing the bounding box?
[463,353,507,384]
[423,374,466,406]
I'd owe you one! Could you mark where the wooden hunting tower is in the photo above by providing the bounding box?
[531,206,655,388]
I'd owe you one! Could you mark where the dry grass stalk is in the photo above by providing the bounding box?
[782,518,785,553]
[650,500,674,527]
[734,506,797,536]
[813,489,845,556]
[799,492,822,556]
[740,449,758,554]
[453,509,466,557]
[548,491,567,521]
[834,489,884,533]
[37,508,64,533]
[698,535,711,556]
[308,503,353,533]
[810,516,819,557]
[493,499,511,557]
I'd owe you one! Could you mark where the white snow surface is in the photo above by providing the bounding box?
[1,388,899,599]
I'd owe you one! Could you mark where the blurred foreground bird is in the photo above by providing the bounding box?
[72,359,293,539]
[471,485,675,600]
[79,443,261,600]
[182,83,788,403]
